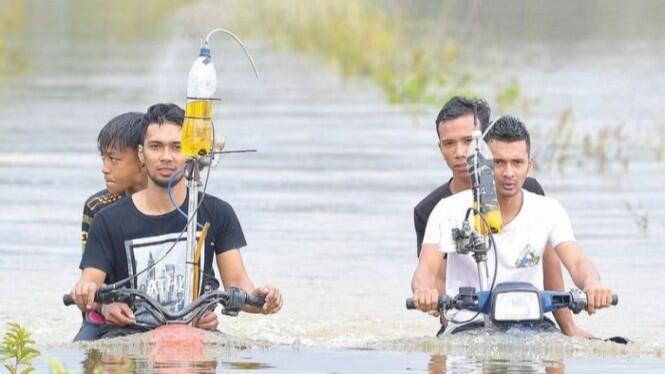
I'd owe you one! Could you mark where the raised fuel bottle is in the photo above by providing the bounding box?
[467,129,503,235]
[181,47,216,158]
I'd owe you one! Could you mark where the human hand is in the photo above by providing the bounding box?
[70,281,99,312]
[214,136,226,153]
[413,288,440,313]
[193,311,219,330]
[253,286,282,314]
[583,280,613,314]
[101,302,135,327]
[427,310,441,318]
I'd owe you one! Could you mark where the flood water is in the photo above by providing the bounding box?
[1,1,665,373]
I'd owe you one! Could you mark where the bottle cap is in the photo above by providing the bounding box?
[199,47,211,57]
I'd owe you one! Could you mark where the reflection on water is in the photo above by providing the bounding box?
[427,354,566,374]
[2,1,665,373]
[36,340,663,373]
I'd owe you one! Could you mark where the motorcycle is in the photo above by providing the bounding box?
[64,282,265,371]
[406,282,622,340]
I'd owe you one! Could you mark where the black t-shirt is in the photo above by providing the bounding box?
[80,189,125,253]
[413,177,545,256]
[80,192,246,324]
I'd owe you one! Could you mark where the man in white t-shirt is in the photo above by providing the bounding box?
[411,115,614,330]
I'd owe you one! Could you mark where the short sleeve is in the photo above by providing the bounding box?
[80,214,114,274]
[81,201,93,253]
[548,199,576,248]
[422,201,458,253]
[214,201,247,254]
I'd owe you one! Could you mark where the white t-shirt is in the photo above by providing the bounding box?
[422,189,575,323]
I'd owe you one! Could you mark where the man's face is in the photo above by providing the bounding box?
[101,147,144,194]
[437,114,475,180]
[488,139,532,199]
[139,122,185,188]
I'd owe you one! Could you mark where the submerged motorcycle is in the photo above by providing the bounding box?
[64,282,264,371]
[407,282,619,337]
[63,280,264,338]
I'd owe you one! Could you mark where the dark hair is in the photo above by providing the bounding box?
[435,96,491,138]
[141,103,185,141]
[97,112,144,154]
[485,115,531,155]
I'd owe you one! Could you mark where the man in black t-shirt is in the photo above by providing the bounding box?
[412,96,591,337]
[70,103,282,338]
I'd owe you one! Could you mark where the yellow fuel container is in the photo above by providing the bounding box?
[182,99,214,157]
[468,130,503,235]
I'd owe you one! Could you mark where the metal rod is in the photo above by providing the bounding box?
[476,253,492,327]
[185,160,201,304]
[212,149,257,154]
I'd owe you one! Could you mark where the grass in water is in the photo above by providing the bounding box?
[0,322,40,374]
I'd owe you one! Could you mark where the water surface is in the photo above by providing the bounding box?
[1,1,665,372]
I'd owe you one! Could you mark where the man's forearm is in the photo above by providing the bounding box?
[411,266,437,292]
[411,247,441,292]
[79,267,106,285]
[435,257,446,295]
[542,245,576,330]
[570,258,601,289]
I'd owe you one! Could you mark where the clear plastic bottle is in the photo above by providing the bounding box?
[181,47,216,158]
[467,130,503,235]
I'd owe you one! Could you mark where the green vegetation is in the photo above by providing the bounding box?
[220,0,523,110]
[0,0,29,77]
[46,358,73,374]
[1,322,40,374]
[534,107,631,175]
[0,323,100,374]
[62,0,195,41]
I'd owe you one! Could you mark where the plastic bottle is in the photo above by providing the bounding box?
[467,129,503,235]
[181,46,216,158]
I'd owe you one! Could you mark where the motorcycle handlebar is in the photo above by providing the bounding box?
[63,287,266,308]
[405,296,449,310]
[406,293,618,311]
[63,294,74,306]
[246,294,266,307]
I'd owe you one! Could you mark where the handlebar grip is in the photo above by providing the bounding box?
[612,294,618,305]
[406,298,415,310]
[246,294,266,307]
[406,297,449,310]
[63,294,74,306]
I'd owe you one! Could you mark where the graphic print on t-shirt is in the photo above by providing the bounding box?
[125,231,200,317]
[515,243,541,268]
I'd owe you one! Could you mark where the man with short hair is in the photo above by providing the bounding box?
[75,111,147,341]
[411,115,613,332]
[80,112,147,252]
[70,103,282,339]
[413,97,590,336]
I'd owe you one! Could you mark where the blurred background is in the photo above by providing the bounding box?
[1,0,665,372]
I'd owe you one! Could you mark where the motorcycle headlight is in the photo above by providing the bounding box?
[492,291,542,322]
